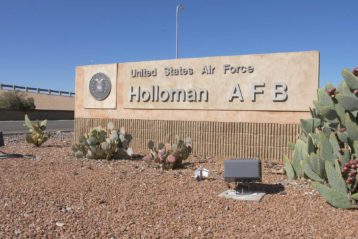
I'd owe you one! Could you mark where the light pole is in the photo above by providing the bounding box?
[176,4,185,59]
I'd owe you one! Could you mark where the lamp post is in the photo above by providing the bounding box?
[176,4,185,59]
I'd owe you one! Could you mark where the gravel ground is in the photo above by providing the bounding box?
[1,134,358,238]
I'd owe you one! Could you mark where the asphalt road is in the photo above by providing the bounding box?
[0,120,74,134]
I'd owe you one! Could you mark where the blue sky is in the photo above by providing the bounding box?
[0,0,357,92]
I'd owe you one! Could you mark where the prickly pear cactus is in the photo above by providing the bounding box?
[72,122,133,160]
[144,136,192,169]
[312,160,357,209]
[24,114,49,147]
[285,67,358,208]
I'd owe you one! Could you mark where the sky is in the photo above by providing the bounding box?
[0,0,357,92]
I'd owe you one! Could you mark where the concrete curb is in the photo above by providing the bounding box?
[2,130,73,136]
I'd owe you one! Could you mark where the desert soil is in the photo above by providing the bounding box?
[1,133,357,238]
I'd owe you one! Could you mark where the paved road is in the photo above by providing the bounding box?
[0,120,74,134]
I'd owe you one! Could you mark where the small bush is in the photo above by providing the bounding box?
[72,122,133,160]
[0,91,35,111]
[143,136,192,169]
[24,114,49,147]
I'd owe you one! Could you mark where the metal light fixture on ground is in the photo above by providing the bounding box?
[224,159,262,183]
[219,159,266,202]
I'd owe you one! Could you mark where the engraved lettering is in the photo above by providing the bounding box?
[198,89,208,102]
[164,67,194,76]
[170,89,186,102]
[272,83,288,102]
[248,66,254,73]
[223,65,254,74]
[128,86,208,103]
[131,68,157,78]
[141,90,151,102]
[251,83,265,102]
[160,89,170,102]
[229,84,244,102]
[202,65,215,75]
[129,86,139,102]
[187,89,197,102]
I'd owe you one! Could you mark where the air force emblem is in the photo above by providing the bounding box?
[89,73,111,101]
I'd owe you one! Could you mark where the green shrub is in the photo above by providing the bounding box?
[285,67,358,208]
[0,91,35,111]
[24,114,49,147]
[72,122,133,160]
[143,136,192,169]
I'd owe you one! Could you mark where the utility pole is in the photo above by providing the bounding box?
[176,4,185,59]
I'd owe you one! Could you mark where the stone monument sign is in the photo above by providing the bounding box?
[75,51,319,161]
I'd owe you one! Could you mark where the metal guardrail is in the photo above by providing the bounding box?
[0,83,75,97]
